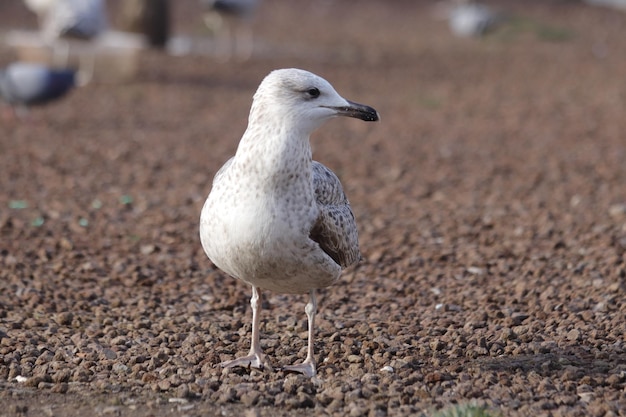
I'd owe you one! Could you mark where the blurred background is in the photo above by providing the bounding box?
[1,1,625,416]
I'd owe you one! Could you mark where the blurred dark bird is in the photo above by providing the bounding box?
[23,0,108,84]
[0,62,75,116]
[200,0,260,61]
[203,0,258,16]
[118,0,170,49]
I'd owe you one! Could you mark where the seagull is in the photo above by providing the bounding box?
[24,0,108,41]
[448,0,497,38]
[0,62,75,117]
[433,0,497,38]
[199,68,379,377]
[23,0,108,84]
[200,0,260,61]
[583,0,626,11]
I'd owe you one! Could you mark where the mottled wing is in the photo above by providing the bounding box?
[309,161,360,268]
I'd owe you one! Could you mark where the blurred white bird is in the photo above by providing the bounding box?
[200,0,260,61]
[0,62,75,118]
[448,0,497,37]
[23,0,108,84]
[433,0,497,38]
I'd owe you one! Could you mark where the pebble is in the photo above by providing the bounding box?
[567,329,581,341]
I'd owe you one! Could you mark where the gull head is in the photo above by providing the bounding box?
[249,68,379,134]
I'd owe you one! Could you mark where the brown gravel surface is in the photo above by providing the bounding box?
[1,1,626,416]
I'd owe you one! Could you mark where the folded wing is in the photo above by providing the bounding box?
[309,161,360,268]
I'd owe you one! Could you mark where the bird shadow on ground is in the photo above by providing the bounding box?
[474,345,624,378]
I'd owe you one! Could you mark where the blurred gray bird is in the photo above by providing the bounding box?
[23,0,108,84]
[583,0,626,10]
[0,62,75,117]
[199,68,379,377]
[200,0,260,61]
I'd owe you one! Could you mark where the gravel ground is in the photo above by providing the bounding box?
[1,1,626,416]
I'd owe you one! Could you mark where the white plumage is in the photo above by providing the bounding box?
[199,68,379,377]
[448,1,497,37]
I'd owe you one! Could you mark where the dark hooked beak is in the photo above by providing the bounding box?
[327,100,380,122]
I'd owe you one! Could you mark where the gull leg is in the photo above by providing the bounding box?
[52,39,71,68]
[76,49,96,87]
[221,286,268,370]
[283,289,317,377]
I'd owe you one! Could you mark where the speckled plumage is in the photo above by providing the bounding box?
[310,161,360,269]
[199,68,379,377]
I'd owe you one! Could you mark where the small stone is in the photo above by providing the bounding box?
[25,375,46,387]
[54,312,73,326]
[467,266,484,275]
[101,349,117,360]
[245,408,261,417]
[112,363,129,374]
[101,406,121,414]
[347,355,362,363]
[51,383,68,393]
[320,386,345,402]
[501,327,517,340]
[425,371,448,383]
[510,312,530,326]
[240,390,260,407]
[566,329,581,341]
[168,397,188,404]
[176,383,191,398]
[158,380,172,391]
[430,339,446,351]
[606,373,622,386]
[140,244,156,255]
[608,203,626,218]
[52,369,71,383]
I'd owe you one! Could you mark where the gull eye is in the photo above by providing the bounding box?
[306,87,320,99]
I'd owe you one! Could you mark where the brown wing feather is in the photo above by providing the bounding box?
[309,161,360,268]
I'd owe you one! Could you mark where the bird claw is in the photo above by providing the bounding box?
[220,352,270,372]
[283,361,316,378]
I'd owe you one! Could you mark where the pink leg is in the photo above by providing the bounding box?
[283,289,317,377]
[221,286,269,370]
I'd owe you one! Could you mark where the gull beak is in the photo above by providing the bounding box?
[327,100,380,122]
